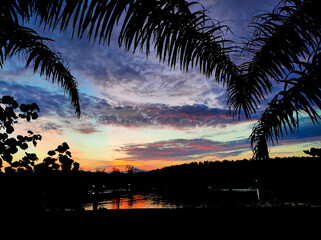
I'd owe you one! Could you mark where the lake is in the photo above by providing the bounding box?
[82,187,259,210]
[84,193,181,210]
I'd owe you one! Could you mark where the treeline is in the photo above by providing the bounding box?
[1,156,321,212]
[135,157,320,188]
[83,156,321,202]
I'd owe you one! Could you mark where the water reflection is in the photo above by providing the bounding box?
[83,187,261,210]
[85,193,180,210]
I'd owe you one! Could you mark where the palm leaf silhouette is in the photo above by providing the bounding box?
[251,50,321,160]
[228,0,321,159]
[1,0,80,116]
[31,0,239,83]
[228,0,321,119]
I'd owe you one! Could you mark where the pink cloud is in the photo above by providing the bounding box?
[117,138,249,161]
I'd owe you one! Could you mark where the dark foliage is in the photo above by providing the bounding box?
[304,147,321,158]
[0,96,79,172]
[0,96,41,170]
[1,156,321,212]
[135,157,321,204]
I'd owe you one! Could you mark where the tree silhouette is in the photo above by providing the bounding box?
[304,148,321,158]
[0,95,41,171]
[0,95,79,172]
[35,142,79,172]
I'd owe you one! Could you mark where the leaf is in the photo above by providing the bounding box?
[62,142,69,149]
[19,104,29,112]
[12,101,19,109]
[66,150,72,157]
[47,150,56,156]
[31,112,38,120]
[30,103,40,112]
[1,96,13,104]
[20,143,28,150]
[9,146,18,154]
[17,135,24,141]
[6,126,14,134]
[3,153,13,163]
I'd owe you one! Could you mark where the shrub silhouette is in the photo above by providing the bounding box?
[304,148,321,158]
[1,96,41,172]
[0,95,79,172]
[36,142,79,172]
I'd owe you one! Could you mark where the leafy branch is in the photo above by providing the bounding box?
[0,95,79,172]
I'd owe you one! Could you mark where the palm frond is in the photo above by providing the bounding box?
[228,0,321,119]
[2,0,241,115]
[0,0,32,24]
[0,19,80,116]
[251,51,321,160]
[30,0,239,84]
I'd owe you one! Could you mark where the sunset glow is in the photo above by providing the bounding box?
[1,0,320,172]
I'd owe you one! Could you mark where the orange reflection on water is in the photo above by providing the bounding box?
[104,195,166,209]
[86,194,176,210]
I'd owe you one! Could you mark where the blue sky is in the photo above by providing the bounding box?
[1,0,320,171]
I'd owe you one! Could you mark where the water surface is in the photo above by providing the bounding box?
[84,193,180,210]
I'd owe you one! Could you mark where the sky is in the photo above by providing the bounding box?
[1,0,320,171]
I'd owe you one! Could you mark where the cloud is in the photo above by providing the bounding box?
[199,0,279,35]
[0,79,252,131]
[0,80,100,135]
[90,100,248,129]
[40,122,64,134]
[72,122,101,134]
[214,149,248,158]
[0,79,76,117]
[51,31,227,107]
[117,138,249,161]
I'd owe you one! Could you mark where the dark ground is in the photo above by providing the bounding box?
[6,207,321,231]
[2,207,320,239]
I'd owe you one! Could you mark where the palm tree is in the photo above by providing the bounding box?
[3,0,320,160]
[237,0,321,160]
